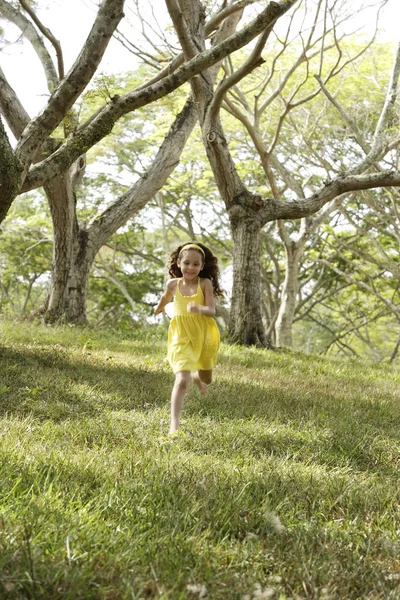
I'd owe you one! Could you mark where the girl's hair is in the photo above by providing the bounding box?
[168,241,224,298]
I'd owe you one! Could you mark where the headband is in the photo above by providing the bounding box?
[180,244,205,258]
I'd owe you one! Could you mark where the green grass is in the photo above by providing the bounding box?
[0,320,399,599]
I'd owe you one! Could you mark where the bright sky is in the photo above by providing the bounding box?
[0,0,399,124]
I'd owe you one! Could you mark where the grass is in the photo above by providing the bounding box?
[0,319,399,599]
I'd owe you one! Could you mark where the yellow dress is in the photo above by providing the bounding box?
[168,278,220,373]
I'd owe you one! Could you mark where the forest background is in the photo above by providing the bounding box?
[1,0,400,360]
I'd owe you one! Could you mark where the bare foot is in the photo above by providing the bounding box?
[191,373,208,396]
[169,424,178,435]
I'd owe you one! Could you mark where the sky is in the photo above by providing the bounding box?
[1,0,399,124]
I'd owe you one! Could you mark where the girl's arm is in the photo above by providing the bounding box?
[187,279,216,316]
[154,280,176,315]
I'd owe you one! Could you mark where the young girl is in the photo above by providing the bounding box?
[154,242,223,434]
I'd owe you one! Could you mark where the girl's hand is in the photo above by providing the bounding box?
[187,301,201,314]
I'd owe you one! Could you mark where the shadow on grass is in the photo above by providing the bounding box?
[1,337,399,599]
[185,375,400,475]
[1,442,398,600]
[1,343,399,475]
[0,345,171,421]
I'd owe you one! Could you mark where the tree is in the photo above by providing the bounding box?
[304,188,400,359]
[2,0,400,340]
[165,0,400,345]
[1,0,277,323]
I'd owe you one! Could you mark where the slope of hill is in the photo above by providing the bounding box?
[0,320,399,599]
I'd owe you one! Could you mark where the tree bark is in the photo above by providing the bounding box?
[275,241,303,347]
[0,117,23,222]
[43,171,79,322]
[229,212,268,346]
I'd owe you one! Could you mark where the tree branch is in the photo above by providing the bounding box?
[15,0,125,169]
[165,0,201,61]
[0,65,31,138]
[316,256,400,318]
[210,23,272,125]
[0,0,58,90]
[18,0,64,79]
[369,39,400,157]
[314,74,369,153]
[134,0,254,91]
[85,97,198,258]
[316,39,400,174]
[261,171,400,222]
[22,0,298,192]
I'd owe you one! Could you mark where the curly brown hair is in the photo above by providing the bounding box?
[167,241,224,299]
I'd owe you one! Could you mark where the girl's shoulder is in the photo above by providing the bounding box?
[200,277,213,293]
[166,278,180,295]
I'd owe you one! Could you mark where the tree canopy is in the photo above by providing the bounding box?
[1,0,400,355]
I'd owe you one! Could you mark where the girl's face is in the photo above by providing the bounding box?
[177,249,204,281]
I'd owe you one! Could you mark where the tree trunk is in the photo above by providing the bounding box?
[43,172,76,321]
[229,214,268,346]
[275,241,303,347]
[0,117,23,222]
[40,96,199,325]
[165,0,281,346]
[43,167,93,324]
[64,239,97,324]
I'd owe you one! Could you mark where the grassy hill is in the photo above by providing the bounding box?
[0,320,399,599]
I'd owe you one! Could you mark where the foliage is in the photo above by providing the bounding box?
[0,192,52,317]
[89,224,166,327]
[79,68,189,194]
[292,187,400,359]
[1,20,399,356]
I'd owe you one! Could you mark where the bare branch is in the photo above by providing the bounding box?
[316,256,400,318]
[314,74,369,153]
[22,1,297,191]
[369,40,400,155]
[133,1,264,91]
[165,0,201,62]
[210,23,272,125]
[306,313,360,357]
[317,40,400,174]
[321,310,387,355]
[390,333,400,362]
[18,0,64,79]
[0,64,31,137]
[206,0,257,35]
[15,0,125,169]
[0,0,58,90]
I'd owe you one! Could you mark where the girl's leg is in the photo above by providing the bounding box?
[169,371,191,434]
[192,369,212,396]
